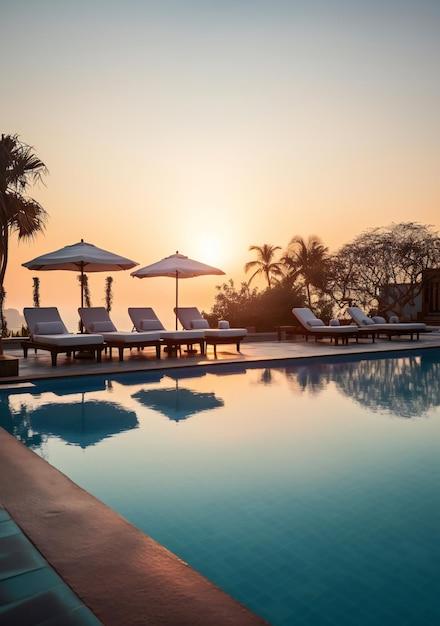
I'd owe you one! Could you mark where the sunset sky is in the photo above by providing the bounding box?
[2,0,439,330]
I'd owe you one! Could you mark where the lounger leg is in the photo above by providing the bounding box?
[118,347,124,361]
[23,346,28,358]
[156,345,161,359]
[96,349,102,363]
[50,352,57,367]
[213,343,217,357]
[200,342,205,355]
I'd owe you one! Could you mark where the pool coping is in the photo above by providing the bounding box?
[0,428,267,625]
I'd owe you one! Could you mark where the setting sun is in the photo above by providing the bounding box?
[192,236,228,269]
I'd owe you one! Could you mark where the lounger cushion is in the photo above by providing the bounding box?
[329,319,340,326]
[204,329,247,338]
[160,330,205,340]
[308,319,325,327]
[128,308,166,332]
[301,326,357,335]
[34,321,65,335]
[218,320,230,329]
[372,316,387,324]
[140,319,162,331]
[366,322,425,331]
[191,319,209,329]
[90,321,117,332]
[96,331,161,343]
[389,316,399,323]
[361,317,375,325]
[32,333,104,347]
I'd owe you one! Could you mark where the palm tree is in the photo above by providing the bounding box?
[0,134,48,336]
[244,244,284,288]
[282,235,329,308]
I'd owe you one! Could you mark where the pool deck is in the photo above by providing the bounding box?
[1,331,440,625]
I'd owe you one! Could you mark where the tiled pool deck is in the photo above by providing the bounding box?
[1,331,440,625]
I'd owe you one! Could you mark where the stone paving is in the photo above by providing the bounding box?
[2,329,440,383]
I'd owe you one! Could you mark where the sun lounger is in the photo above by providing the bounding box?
[79,307,162,361]
[128,307,205,355]
[175,307,247,356]
[347,306,427,341]
[292,308,361,345]
[22,307,105,366]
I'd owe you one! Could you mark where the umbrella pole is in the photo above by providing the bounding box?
[80,265,84,333]
[175,271,178,330]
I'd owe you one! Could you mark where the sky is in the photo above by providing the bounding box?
[1,0,439,330]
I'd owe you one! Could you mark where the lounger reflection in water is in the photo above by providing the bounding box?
[22,307,105,367]
[128,307,205,355]
[79,307,161,361]
[175,307,247,356]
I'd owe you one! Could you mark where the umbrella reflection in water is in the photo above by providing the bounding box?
[30,399,139,448]
[132,379,224,422]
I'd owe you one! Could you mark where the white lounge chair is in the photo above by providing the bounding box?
[292,308,360,345]
[347,306,427,341]
[174,307,247,356]
[128,307,205,355]
[79,307,162,361]
[22,307,105,367]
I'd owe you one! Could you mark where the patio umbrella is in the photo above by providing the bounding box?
[131,252,225,329]
[22,239,138,309]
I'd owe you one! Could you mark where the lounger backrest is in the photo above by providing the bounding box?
[78,307,117,333]
[174,307,206,330]
[24,307,69,337]
[347,307,375,326]
[292,307,324,328]
[128,307,165,331]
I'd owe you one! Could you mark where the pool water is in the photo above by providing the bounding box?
[1,350,439,625]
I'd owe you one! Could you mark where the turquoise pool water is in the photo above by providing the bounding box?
[1,350,439,625]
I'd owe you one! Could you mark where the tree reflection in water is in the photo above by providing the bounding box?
[284,363,333,394]
[0,396,45,451]
[282,350,440,418]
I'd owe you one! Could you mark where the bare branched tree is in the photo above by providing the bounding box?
[328,222,440,317]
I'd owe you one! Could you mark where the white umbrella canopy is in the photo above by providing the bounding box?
[131,252,225,329]
[23,239,138,308]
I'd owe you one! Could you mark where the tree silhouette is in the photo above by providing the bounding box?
[244,244,284,287]
[32,277,40,307]
[282,235,329,308]
[328,222,440,316]
[0,134,48,336]
[105,276,113,312]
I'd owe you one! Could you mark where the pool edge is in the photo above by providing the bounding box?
[0,427,267,625]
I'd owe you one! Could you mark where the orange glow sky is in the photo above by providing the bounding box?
[2,0,439,330]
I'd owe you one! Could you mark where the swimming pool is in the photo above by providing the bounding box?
[1,350,439,625]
